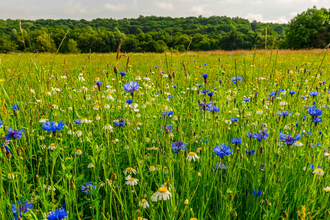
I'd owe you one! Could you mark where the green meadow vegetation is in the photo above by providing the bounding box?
[1,49,330,219]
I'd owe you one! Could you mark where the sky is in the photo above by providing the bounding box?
[0,0,330,23]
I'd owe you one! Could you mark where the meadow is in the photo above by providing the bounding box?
[0,49,330,219]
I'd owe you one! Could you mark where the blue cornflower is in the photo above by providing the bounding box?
[161,125,173,134]
[201,89,209,94]
[213,144,233,158]
[310,91,318,97]
[231,77,243,83]
[231,117,239,122]
[279,133,301,146]
[207,92,213,97]
[162,111,173,117]
[154,66,158,68]
[302,131,312,136]
[161,71,165,73]
[120,72,126,76]
[123,81,139,94]
[231,138,242,145]
[301,95,307,99]
[202,73,208,79]
[203,63,207,66]
[253,133,269,142]
[193,60,196,62]
[206,105,220,113]
[171,141,188,153]
[244,98,250,102]
[167,96,173,99]
[126,100,133,104]
[201,138,209,143]
[96,82,101,91]
[252,190,262,196]
[0,120,3,128]
[41,121,65,132]
[173,85,177,88]
[81,182,95,194]
[74,119,81,125]
[246,150,255,156]
[12,200,34,217]
[47,208,69,220]
[277,111,292,117]
[289,91,296,95]
[5,128,24,140]
[313,117,322,124]
[11,104,19,110]
[308,106,322,118]
[114,120,125,127]
[215,162,228,171]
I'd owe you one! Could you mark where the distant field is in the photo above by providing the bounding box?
[0,50,330,219]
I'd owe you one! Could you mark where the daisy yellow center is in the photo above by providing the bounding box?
[150,147,156,150]
[189,152,196,156]
[50,143,55,146]
[158,187,168,193]
[190,218,198,220]
[316,168,323,172]
[89,163,93,165]
[153,192,157,197]
[150,166,155,169]
[106,124,110,126]
[141,199,147,203]
[126,167,133,171]
[197,148,201,151]
[77,150,82,152]
[77,130,82,133]
[128,178,135,181]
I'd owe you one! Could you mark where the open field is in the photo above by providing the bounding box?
[1,50,330,219]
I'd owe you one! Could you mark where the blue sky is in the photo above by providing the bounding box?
[0,0,329,23]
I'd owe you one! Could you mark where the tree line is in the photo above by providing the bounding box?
[0,6,328,53]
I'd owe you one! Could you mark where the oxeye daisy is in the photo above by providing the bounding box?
[124,167,137,175]
[76,150,82,155]
[313,167,324,176]
[150,166,156,171]
[49,143,56,150]
[88,163,94,168]
[187,152,199,161]
[155,187,172,201]
[126,177,138,186]
[139,199,149,209]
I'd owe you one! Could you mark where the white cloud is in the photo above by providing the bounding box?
[63,1,87,14]
[155,2,175,11]
[219,0,242,3]
[245,13,288,23]
[189,5,213,15]
[277,0,320,3]
[104,3,127,12]
[251,1,263,5]
[290,11,298,16]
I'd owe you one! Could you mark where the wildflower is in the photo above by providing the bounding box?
[202,73,208,83]
[47,208,69,220]
[126,177,139,186]
[213,144,233,158]
[88,163,94,168]
[123,81,139,95]
[279,133,301,146]
[114,120,125,127]
[310,91,318,97]
[215,162,228,171]
[245,150,255,156]
[231,77,243,83]
[104,124,113,130]
[171,141,188,152]
[11,104,19,110]
[324,187,330,192]
[49,143,56,150]
[5,128,24,140]
[139,199,149,209]
[12,200,34,219]
[41,121,65,133]
[76,150,82,155]
[8,173,15,179]
[81,182,96,193]
[155,187,172,201]
[231,138,242,145]
[252,189,262,196]
[313,167,324,176]
[124,167,137,175]
[256,109,263,114]
[96,81,101,91]
[187,152,199,161]
[308,106,322,118]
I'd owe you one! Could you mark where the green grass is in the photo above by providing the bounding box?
[0,50,330,219]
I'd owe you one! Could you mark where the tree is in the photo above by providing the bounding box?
[285,6,330,49]
[68,39,79,53]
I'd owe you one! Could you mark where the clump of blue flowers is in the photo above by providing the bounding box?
[171,141,188,153]
[5,128,24,140]
[41,121,65,135]
[123,81,139,97]
[213,144,233,158]
[47,208,69,220]
[81,182,96,194]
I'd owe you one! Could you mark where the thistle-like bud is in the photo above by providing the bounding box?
[114,66,118,74]
[233,210,237,218]
[326,210,330,215]
[70,181,76,190]
[111,173,117,181]
[264,199,269,207]
[229,194,233,201]
[282,211,288,218]
[273,163,277,169]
